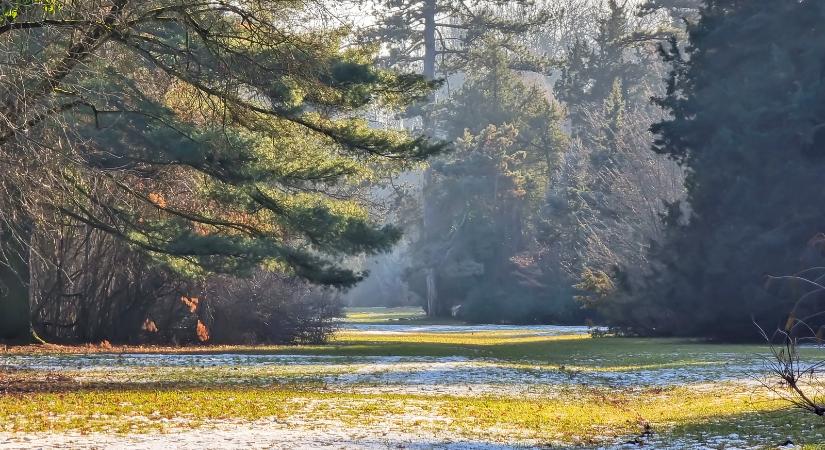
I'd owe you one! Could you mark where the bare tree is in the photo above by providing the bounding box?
[575,94,685,283]
[758,326,825,418]
[759,261,825,418]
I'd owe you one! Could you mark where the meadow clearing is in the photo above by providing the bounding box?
[0,307,823,449]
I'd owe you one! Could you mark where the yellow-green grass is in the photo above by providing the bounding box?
[65,365,354,386]
[0,383,821,446]
[343,306,425,322]
[343,306,460,324]
[328,331,818,370]
[4,326,825,446]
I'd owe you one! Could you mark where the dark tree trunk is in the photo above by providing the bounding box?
[0,219,32,341]
[423,167,441,318]
[422,0,440,318]
[422,0,437,82]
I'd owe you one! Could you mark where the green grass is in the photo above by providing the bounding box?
[13,324,803,371]
[342,306,461,325]
[326,331,805,370]
[343,306,426,323]
[0,382,821,446]
[3,313,825,447]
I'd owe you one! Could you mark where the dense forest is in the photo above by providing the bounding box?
[0,0,823,343]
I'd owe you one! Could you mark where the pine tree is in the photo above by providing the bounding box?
[0,1,443,340]
[355,0,550,317]
[640,0,825,338]
[360,0,549,80]
[555,0,658,133]
[406,48,570,322]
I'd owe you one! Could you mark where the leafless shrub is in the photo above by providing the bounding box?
[759,262,825,418]
[30,223,190,344]
[758,325,825,418]
[202,271,342,345]
[30,224,342,345]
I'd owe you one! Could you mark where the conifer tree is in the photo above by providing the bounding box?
[360,0,549,81]
[555,0,660,134]
[0,0,443,340]
[406,49,570,322]
[638,0,825,338]
[354,0,550,316]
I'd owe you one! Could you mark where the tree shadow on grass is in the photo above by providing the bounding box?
[313,335,777,369]
[0,335,784,383]
[634,406,825,449]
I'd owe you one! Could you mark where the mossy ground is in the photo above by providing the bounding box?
[1,308,823,448]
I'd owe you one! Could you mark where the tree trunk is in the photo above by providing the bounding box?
[422,0,437,82]
[0,219,32,341]
[425,267,437,317]
[422,0,440,318]
[423,167,440,318]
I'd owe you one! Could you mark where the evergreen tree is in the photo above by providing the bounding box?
[353,0,550,316]
[636,0,825,338]
[406,49,571,322]
[0,1,443,340]
[359,0,549,80]
[555,0,661,134]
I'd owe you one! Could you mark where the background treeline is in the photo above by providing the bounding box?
[349,0,686,325]
[348,0,825,340]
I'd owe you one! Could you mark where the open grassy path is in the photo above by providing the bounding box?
[1,307,824,449]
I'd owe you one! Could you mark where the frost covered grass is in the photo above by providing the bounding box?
[0,381,822,447]
[2,314,825,448]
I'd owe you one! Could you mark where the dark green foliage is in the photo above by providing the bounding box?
[625,0,825,338]
[0,1,444,340]
[406,49,576,324]
[0,220,32,340]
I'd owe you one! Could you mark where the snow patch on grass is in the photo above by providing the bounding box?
[0,417,526,450]
[340,324,597,335]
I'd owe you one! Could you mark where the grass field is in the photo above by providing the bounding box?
[0,307,824,449]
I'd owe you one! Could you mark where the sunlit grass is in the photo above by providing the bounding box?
[327,331,811,369]
[0,383,820,446]
[343,306,427,323]
[5,330,816,369]
[4,315,825,446]
[342,306,462,325]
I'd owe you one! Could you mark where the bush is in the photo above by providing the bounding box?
[201,271,342,345]
[30,226,342,345]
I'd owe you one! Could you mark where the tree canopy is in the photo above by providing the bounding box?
[619,0,825,338]
[0,0,443,339]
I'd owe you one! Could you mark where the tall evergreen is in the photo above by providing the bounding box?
[637,0,825,338]
[354,0,550,316]
[0,1,442,340]
[406,49,571,322]
[555,0,661,134]
[360,0,549,80]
